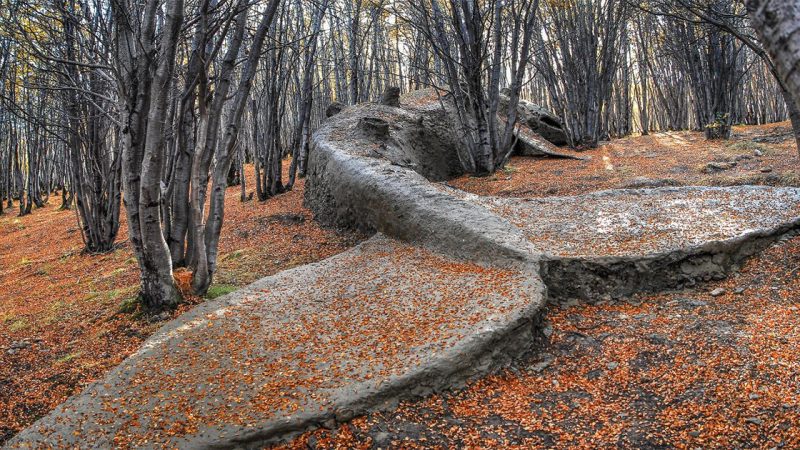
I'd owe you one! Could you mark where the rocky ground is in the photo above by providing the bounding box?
[6,236,544,448]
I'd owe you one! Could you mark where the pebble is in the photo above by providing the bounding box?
[754,149,764,157]
[7,341,32,354]
[733,287,745,295]
[745,417,764,426]
[148,312,171,323]
[710,288,726,297]
[532,358,553,373]
[607,361,619,370]
[703,161,736,173]
[585,369,604,380]
[10,341,31,350]
[542,325,554,338]
[372,432,390,445]
[761,167,773,173]
[684,298,708,307]
[749,393,761,400]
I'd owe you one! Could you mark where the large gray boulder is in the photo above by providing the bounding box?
[500,91,569,147]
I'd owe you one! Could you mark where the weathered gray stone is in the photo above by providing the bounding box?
[500,91,569,146]
[9,88,800,449]
[703,161,737,173]
[325,101,346,118]
[379,87,401,107]
[6,236,545,449]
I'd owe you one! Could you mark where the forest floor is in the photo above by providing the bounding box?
[288,237,800,449]
[452,121,799,197]
[0,170,366,443]
[283,121,800,449]
[1,121,799,446]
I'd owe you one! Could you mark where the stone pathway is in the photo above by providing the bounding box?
[7,94,800,449]
[464,186,800,258]
[9,185,800,449]
[288,235,800,449]
[6,236,543,448]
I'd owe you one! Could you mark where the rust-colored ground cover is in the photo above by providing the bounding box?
[0,169,363,443]
[3,123,799,446]
[451,122,799,198]
[23,236,536,448]
[287,234,800,448]
[280,124,800,449]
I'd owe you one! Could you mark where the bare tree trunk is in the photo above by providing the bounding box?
[747,0,800,153]
[188,9,248,294]
[781,87,800,152]
[288,0,328,189]
[115,0,184,311]
[192,0,281,295]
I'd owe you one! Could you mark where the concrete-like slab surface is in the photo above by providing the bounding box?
[8,91,800,449]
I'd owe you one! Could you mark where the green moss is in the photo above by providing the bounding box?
[223,250,245,261]
[56,352,82,364]
[206,284,238,300]
[118,296,140,314]
[83,291,101,302]
[35,264,51,276]
[103,285,135,301]
[43,301,68,325]
[107,268,126,278]
[9,319,28,332]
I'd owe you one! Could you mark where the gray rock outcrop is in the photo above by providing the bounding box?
[9,88,800,450]
[500,91,569,147]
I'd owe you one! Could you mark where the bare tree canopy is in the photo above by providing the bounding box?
[1,0,799,311]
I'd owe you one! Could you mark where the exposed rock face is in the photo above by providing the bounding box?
[500,92,569,147]
[379,86,401,107]
[325,101,346,118]
[303,93,533,263]
[703,161,737,173]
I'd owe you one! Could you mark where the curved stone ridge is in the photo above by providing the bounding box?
[461,185,800,258]
[451,185,800,300]
[8,91,800,448]
[7,236,544,448]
